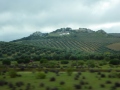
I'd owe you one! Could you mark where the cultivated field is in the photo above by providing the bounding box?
[107,43,120,51]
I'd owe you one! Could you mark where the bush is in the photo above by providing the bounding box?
[109,59,120,65]
[60,81,65,85]
[114,82,120,87]
[61,60,69,64]
[36,72,46,79]
[74,84,82,89]
[100,84,105,88]
[86,60,95,68]
[40,59,48,64]
[106,80,112,84]
[66,68,73,76]
[8,82,14,88]
[109,71,120,78]
[15,81,24,87]
[39,82,45,87]
[101,74,106,78]
[17,60,24,64]
[78,61,84,66]
[50,77,56,82]
[80,80,85,85]
[2,59,11,65]
[8,69,17,78]
[0,79,7,86]
[46,86,51,90]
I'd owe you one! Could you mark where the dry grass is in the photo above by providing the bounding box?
[107,43,120,51]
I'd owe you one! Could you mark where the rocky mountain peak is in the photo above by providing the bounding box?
[96,29,107,34]
[77,28,94,33]
[30,31,48,37]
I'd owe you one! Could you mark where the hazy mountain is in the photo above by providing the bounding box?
[108,33,120,38]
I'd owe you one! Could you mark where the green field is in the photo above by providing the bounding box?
[0,40,120,90]
[0,60,120,90]
[0,71,120,90]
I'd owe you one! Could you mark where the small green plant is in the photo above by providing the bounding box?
[66,67,73,76]
[110,71,120,78]
[61,60,69,64]
[109,59,120,65]
[8,69,17,78]
[50,77,56,82]
[36,72,46,79]
[2,59,11,65]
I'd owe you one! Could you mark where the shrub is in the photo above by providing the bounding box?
[78,72,82,75]
[50,77,56,82]
[61,60,69,64]
[8,69,17,78]
[108,74,113,78]
[80,80,85,85]
[111,86,116,90]
[60,81,65,85]
[106,80,112,84]
[66,68,73,76]
[110,71,120,78]
[8,82,14,88]
[36,72,46,79]
[74,77,79,80]
[46,86,51,90]
[86,60,95,68]
[40,59,48,64]
[39,82,44,87]
[101,74,106,78]
[82,76,86,79]
[109,59,120,65]
[75,74,80,78]
[16,81,24,87]
[97,72,101,75]
[2,59,11,65]
[88,86,92,89]
[74,84,82,89]
[0,79,7,86]
[26,83,31,90]
[114,82,120,87]
[44,69,49,74]
[100,84,105,88]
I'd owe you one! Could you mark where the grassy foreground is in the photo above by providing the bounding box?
[0,71,120,90]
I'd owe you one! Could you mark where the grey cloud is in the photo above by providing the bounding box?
[0,0,120,41]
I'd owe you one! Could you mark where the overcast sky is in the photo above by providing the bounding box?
[0,0,120,41]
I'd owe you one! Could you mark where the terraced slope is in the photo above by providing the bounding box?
[12,28,120,53]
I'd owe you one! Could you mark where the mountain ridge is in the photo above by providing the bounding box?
[12,28,111,41]
[10,27,120,54]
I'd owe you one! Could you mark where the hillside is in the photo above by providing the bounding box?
[0,41,76,60]
[0,28,120,60]
[12,28,120,53]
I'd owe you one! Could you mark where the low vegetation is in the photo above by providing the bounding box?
[0,70,120,90]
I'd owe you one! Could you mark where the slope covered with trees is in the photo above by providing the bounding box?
[1,28,120,61]
[12,28,120,53]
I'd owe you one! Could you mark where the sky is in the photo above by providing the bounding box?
[0,0,120,41]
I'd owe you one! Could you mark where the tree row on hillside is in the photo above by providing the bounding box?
[0,42,120,62]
